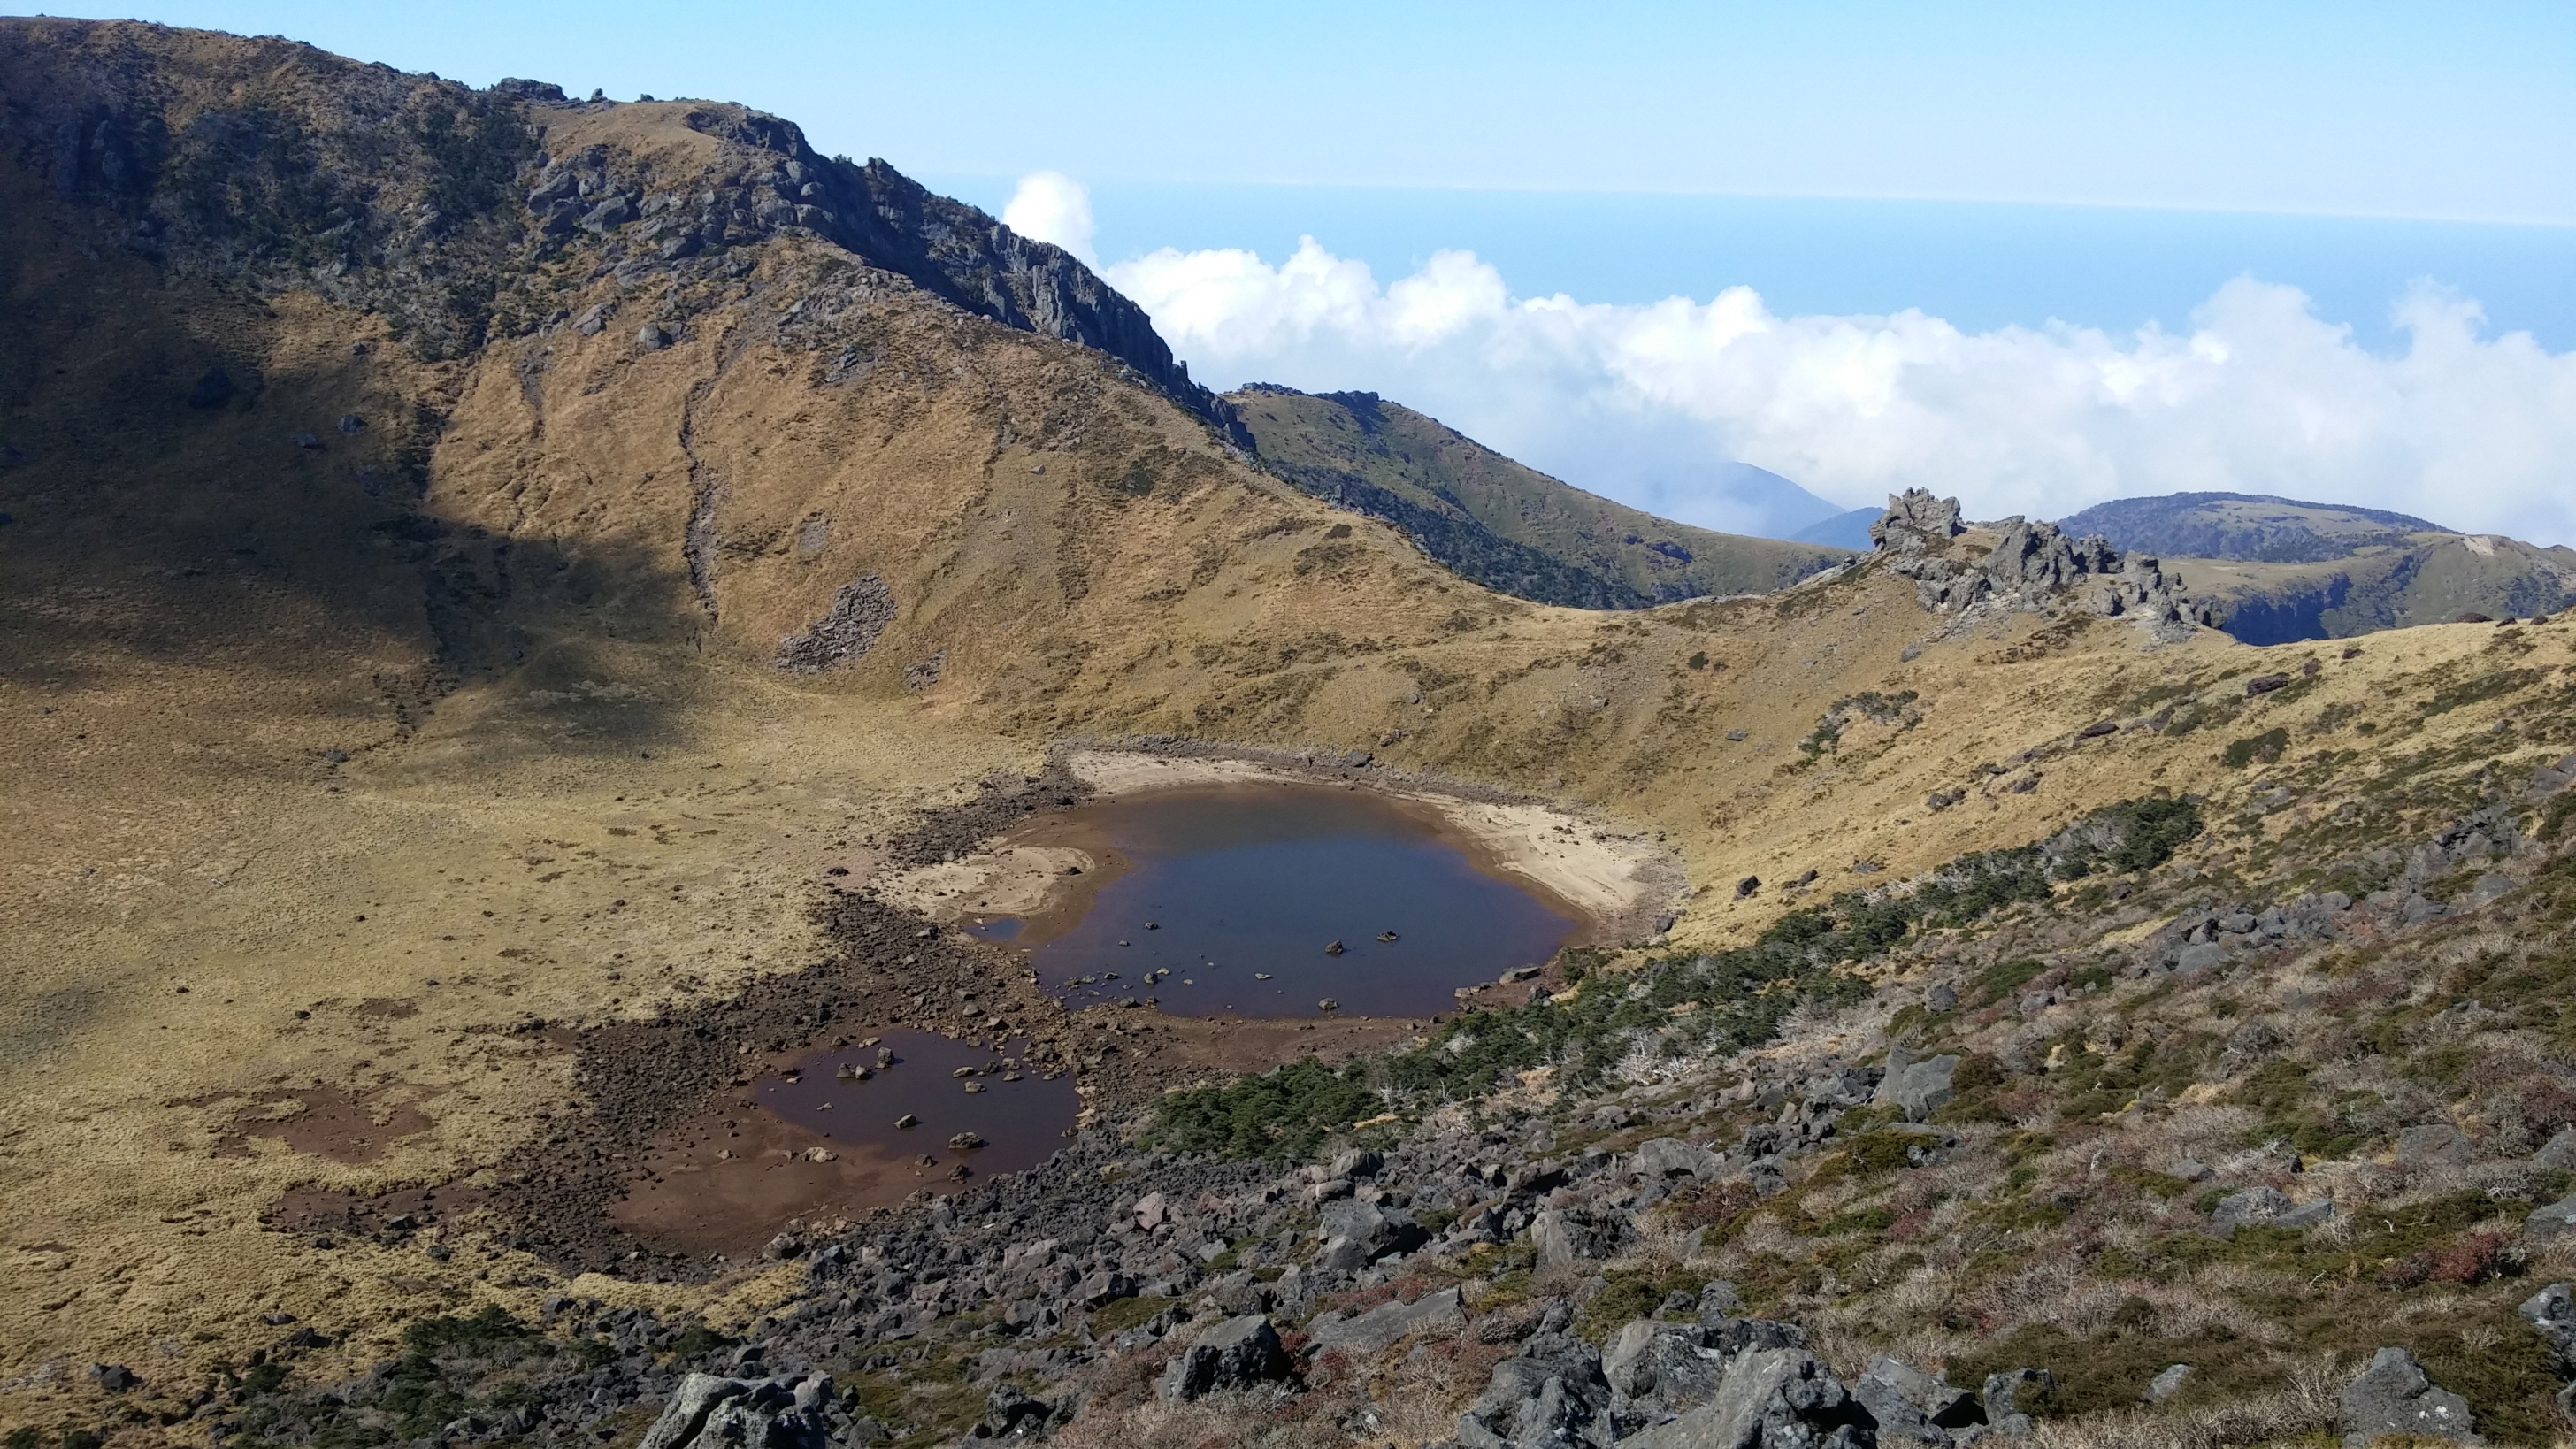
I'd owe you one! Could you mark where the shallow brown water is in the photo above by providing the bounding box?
[985,784,1577,1019]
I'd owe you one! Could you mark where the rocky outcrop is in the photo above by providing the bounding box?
[636,1372,836,1449]
[1852,1356,1983,1445]
[1620,1348,1871,1449]
[1156,1315,1292,1401]
[1315,1197,1430,1270]
[1868,490,2212,640]
[1453,1333,1621,1448]
[1874,1045,1959,1123]
[1307,1287,1467,1358]
[1869,489,1963,556]
[2339,1347,2477,1444]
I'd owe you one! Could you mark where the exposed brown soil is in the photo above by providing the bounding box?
[607,1100,943,1262]
[211,1086,436,1164]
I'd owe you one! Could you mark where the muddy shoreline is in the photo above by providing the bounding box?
[270,746,1682,1283]
[877,743,1684,947]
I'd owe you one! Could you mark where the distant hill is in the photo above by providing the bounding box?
[1228,386,1852,609]
[2058,492,2451,564]
[1787,506,1882,550]
[2054,492,2576,643]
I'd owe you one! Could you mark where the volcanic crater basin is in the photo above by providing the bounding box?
[884,751,1673,1020]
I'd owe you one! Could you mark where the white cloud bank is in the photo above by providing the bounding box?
[1000,171,1098,266]
[1098,229,2576,547]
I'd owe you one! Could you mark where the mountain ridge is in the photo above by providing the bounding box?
[2052,491,2576,642]
[1229,384,1852,609]
[1,17,1246,440]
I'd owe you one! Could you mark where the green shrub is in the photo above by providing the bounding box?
[1575,1268,1706,1343]
[1145,1058,1383,1160]
[2224,728,2289,769]
[403,1306,530,1358]
[2423,667,2544,716]
[665,1324,734,1360]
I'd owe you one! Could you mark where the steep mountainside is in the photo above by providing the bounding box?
[2057,493,2576,644]
[7,20,2576,1449]
[1788,505,1883,550]
[1230,386,1852,608]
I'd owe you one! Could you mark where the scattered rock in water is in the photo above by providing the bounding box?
[1377,931,1399,941]
[1317,998,1338,1011]
[1323,939,1345,955]
[894,1113,919,1129]
[963,1081,985,1093]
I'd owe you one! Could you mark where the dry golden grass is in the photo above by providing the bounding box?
[6,71,2574,1434]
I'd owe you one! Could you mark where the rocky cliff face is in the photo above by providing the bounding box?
[0,18,1238,436]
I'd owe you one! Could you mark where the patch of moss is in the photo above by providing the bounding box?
[1089,1295,1177,1334]
[1576,1267,1709,1343]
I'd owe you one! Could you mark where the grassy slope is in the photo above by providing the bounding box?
[2176,536,2576,641]
[1229,386,1852,608]
[1131,619,2576,1445]
[4,23,2574,1440]
[2059,495,2576,640]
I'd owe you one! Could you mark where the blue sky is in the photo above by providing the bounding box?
[50,2,2576,542]
[58,2,2576,221]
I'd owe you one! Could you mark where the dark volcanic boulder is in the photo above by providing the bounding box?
[1157,1315,1291,1402]
[1618,1348,1869,1448]
[2339,1348,2475,1444]
[1455,1334,1619,1448]
[637,1372,834,1449]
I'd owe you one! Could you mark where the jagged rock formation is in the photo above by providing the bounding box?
[1870,487,2212,640]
